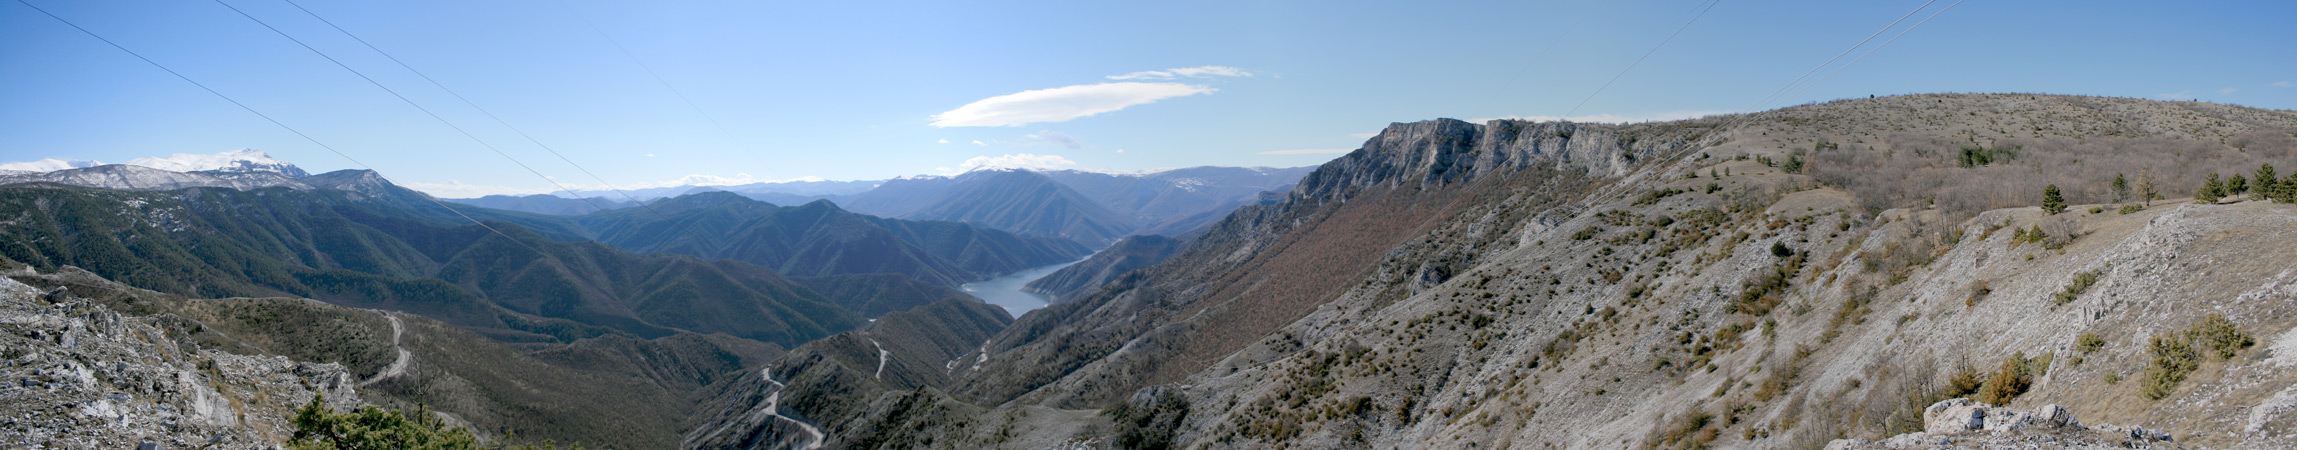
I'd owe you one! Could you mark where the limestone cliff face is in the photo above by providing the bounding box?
[0,274,363,449]
[693,94,2297,449]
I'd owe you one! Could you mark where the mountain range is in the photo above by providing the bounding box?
[443,165,1313,248]
[10,94,2297,449]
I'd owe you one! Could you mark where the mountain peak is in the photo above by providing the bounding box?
[125,148,308,177]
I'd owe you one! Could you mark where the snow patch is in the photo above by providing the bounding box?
[125,149,305,176]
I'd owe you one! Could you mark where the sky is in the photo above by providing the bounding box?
[2,0,2293,197]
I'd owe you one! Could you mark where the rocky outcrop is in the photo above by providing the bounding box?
[1826,399,2179,449]
[0,275,361,449]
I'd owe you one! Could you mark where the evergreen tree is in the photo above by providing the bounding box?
[2111,173,2130,204]
[2255,164,2278,197]
[2041,185,2067,214]
[2197,173,2224,203]
[2228,174,2249,196]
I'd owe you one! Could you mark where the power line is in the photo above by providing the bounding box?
[274,0,679,223]
[207,0,640,232]
[9,0,552,258]
[553,0,780,180]
[1741,0,1938,116]
[1788,0,1967,102]
[1483,6,1598,116]
[1562,0,1724,118]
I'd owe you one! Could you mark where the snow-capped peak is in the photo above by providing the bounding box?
[125,149,307,177]
[0,158,104,173]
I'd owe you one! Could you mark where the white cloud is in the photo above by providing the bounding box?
[2219,87,2238,95]
[1115,149,1125,153]
[938,153,1077,175]
[931,82,1215,127]
[1028,131,1086,149]
[971,140,986,146]
[1467,110,1727,124]
[937,139,950,144]
[2154,91,2195,100]
[0,158,103,172]
[646,153,657,157]
[1107,65,1255,81]
[1259,149,1354,155]
[2272,81,2293,88]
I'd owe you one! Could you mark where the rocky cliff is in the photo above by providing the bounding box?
[688,93,2297,449]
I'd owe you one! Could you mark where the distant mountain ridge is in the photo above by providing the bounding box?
[460,166,1315,250]
[580,192,1090,287]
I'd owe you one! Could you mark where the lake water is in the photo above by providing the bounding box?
[962,259,1082,316]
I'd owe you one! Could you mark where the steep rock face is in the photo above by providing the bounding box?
[0,274,363,449]
[701,94,2297,449]
[942,116,1712,409]
[1022,234,1188,303]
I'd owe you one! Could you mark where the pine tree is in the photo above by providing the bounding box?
[2255,164,2278,197]
[2197,173,2224,203]
[2111,173,2130,204]
[2282,175,2297,203]
[2041,184,2067,214]
[2228,174,2249,197]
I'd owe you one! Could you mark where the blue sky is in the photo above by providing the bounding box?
[3,0,2292,197]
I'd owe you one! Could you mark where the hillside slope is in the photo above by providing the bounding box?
[690,93,2297,449]
[582,192,1090,287]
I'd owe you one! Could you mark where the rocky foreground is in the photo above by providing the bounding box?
[0,275,361,449]
[1827,399,2179,449]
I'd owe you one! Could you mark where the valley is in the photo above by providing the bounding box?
[4,94,2295,450]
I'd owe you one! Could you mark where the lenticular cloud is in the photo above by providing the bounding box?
[931,82,1213,127]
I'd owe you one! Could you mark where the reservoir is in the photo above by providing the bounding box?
[962,259,1081,316]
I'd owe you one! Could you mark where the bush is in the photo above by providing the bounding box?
[288,395,580,450]
[2142,314,2255,400]
[2190,314,2256,359]
[2077,332,2106,354]
[2118,204,2145,215]
[1976,352,2041,406]
[2141,334,2198,400]
[2052,270,2102,305]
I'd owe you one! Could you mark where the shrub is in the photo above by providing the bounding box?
[2190,314,2256,359]
[288,395,578,450]
[1942,364,1984,399]
[2052,270,2102,305]
[2118,204,2144,215]
[2041,185,2067,214]
[2142,314,2255,400]
[2141,334,2198,400]
[2077,332,2106,354]
[1976,353,2039,405]
[2228,174,2249,196]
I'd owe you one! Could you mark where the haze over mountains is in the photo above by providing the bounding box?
[7,94,2297,450]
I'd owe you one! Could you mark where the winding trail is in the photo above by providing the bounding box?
[358,313,409,387]
[724,366,822,450]
[869,338,889,381]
